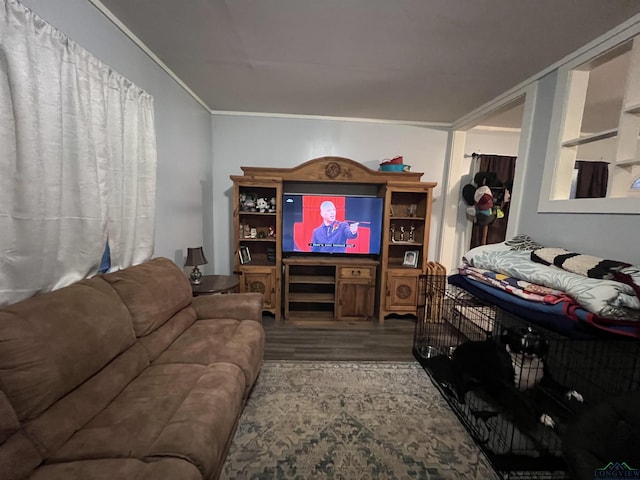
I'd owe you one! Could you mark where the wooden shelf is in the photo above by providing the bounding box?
[283,257,378,321]
[285,311,335,322]
[239,237,276,242]
[289,292,335,303]
[389,216,425,221]
[233,180,282,320]
[387,262,421,270]
[379,184,434,322]
[238,261,276,267]
[289,275,335,284]
[388,265,421,273]
[232,156,436,324]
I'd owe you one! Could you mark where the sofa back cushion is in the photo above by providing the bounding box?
[24,342,149,456]
[102,257,193,338]
[138,307,197,362]
[0,391,40,480]
[0,391,19,444]
[0,277,135,420]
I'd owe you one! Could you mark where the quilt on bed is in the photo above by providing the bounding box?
[462,241,640,321]
[450,274,639,338]
[458,265,569,304]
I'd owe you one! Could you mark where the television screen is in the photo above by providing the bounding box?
[282,194,383,255]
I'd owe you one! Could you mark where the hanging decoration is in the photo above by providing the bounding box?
[461,171,510,226]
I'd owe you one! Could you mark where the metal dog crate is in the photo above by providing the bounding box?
[413,273,640,480]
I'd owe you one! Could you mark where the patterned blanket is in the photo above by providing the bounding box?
[458,265,570,304]
[463,242,640,320]
[531,247,640,301]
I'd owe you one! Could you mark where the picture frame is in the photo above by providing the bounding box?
[403,250,419,268]
[239,246,251,265]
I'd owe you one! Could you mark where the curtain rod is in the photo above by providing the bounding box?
[464,152,480,159]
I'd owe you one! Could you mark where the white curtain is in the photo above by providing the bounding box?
[104,74,157,270]
[0,0,157,306]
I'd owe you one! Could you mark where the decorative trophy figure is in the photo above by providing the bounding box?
[390,224,396,242]
[409,224,415,242]
[399,225,405,241]
[408,203,417,217]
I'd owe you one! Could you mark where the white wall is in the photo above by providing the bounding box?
[465,130,521,158]
[212,115,448,274]
[21,0,214,270]
[449,129,521,268]
[517,72,639,264]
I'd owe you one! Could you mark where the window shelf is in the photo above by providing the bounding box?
[625,102,640,114]
[539,26,640,212]
[562,128,618,147]
[616,157,640,166]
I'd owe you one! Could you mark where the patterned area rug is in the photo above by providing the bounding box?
[221,361,499,479]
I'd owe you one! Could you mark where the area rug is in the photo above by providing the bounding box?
[220,361,499,479]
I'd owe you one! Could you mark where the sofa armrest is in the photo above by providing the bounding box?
[191,292,263,322]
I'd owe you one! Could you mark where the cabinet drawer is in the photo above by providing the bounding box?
[338,266,375,279]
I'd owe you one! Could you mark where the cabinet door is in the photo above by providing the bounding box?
[385,272,419,310]
[242,268,276,309]
[336,265,375,321]
[336,280,374,321]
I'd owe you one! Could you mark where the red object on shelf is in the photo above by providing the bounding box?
[380,155,403,165]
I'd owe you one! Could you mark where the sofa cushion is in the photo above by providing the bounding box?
[29,458,202,480]
[102,257,193,337]
[50,362,245,479]
[0,276,135,420]
[0,431,43,480]
[154,318,265,391]
[137,307,197,362]
[24,342,149,457]
[191,292,263,321]
[0,391,19,444]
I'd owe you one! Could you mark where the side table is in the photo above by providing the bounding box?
[192,274,240,296]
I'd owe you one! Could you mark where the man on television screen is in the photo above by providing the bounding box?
[310,201,358,253]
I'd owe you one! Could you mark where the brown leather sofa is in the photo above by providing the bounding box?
[0,257,265,480]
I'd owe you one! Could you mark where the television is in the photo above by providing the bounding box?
[282,194,384,255]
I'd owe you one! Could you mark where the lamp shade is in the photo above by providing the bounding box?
[185,247,208,266]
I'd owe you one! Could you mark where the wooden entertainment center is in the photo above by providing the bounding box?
[230,156,436,323]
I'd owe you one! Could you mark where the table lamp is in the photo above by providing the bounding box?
[185,247,207,284]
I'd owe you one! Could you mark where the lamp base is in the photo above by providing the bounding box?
[189,266,202,284]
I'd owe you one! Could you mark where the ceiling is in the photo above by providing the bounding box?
[96,0,640,126]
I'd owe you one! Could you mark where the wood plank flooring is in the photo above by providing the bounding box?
[261,314,418,361]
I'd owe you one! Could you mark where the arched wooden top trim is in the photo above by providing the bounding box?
[239,156,424,183]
